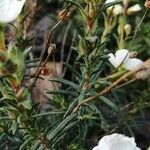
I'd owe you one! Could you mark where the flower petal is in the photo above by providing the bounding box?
[108,53,118,68]
[0,0,26,23]
[115,49,130,67]
[93,133,141,150]
[124,58,143,71]
[92,146,100,150]
[105,0,117,4]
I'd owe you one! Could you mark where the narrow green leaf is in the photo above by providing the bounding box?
[19,137,34,150]
[66,0,86,16]
[31,140,40,150]
[10,121,18,135]
[49,77,80,91]
[46,90,76,96]
[32,110,64,118]
[47,114,76,141]
[100,96,119,112]
[37,145,44,150]
[64,63,82,80]
[52,120,79,146]
[64,98,79,118]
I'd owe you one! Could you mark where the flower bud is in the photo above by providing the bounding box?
[124,24,131,36]
[88,2,95,18]
[117,25,122,36]
[89,9,95,18]
[106,6,113,15]
[127,4,141,15]
[113,5,123,16]
[117,17,125,35]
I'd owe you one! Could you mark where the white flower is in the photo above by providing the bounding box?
[0,0,26,23]
[108,49,129,68]
[108,49,143,71]
[92,133,141,150]
[127,4,141,15]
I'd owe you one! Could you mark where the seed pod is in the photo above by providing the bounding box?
[129,51,137,58]
[58,9,70,21]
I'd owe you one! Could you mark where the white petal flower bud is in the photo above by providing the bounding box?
[106,6,114,15]
[124,24,132,36]
[127,4,141,15]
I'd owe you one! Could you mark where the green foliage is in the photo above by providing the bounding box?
[0,0,149,149]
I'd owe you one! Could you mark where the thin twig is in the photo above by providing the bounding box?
[120,102,134,111]
[129,9,148,50]
[103,127,118,137]
[62,29,77,77]
[61,21,72,74]
[30,44,56,89]
[30,9,70,89]
[113,78,136,90]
